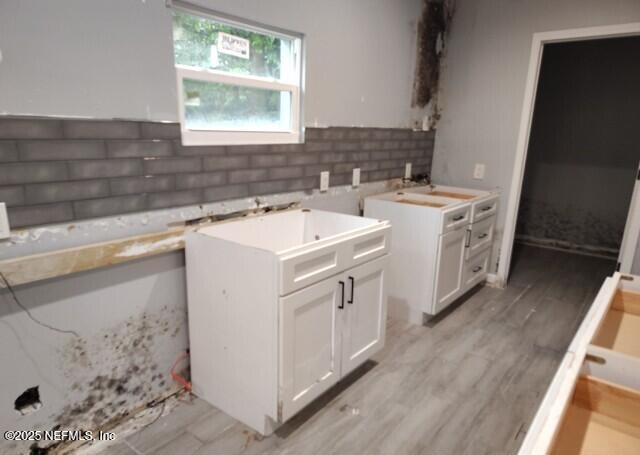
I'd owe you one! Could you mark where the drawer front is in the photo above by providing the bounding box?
[441,204,471,234]
[462,250,490,291]
[348,225,391,268]
[471,194,499,223]
[279,226,390,296]
[466,215,495,259]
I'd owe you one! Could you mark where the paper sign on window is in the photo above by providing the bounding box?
[217,32,250,59]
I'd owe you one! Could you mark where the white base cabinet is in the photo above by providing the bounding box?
[280,256,387,421]
[185,209,390,435]
[519,272,640,454]
[364,184,498,322]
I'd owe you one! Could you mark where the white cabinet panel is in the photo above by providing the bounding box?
[279,277,342,422]
[433,228,467,314]
[341,256,388,376]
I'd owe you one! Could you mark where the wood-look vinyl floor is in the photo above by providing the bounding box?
[97,244,615,455]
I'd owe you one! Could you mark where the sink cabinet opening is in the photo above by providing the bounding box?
[196,209,381,253]
[551,375,640,455]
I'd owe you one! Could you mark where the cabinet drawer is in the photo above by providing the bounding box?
[551,375,640,454]
[440,204,471,234]
[279,225,390,296]
[519,274,640,454]
[466,215,495,259]
[584,278,640,391]
[471,194,498,223]
[462,249,489,290]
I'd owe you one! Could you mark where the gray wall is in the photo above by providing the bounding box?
[431,0,640,269]
[0,0,425,128]
[517,37,640,253]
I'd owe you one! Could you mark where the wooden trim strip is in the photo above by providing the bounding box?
[0,228,185,289]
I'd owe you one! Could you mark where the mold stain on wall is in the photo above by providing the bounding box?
[24,306,187,454]
[516,198,625,256]
[412,0,455,128]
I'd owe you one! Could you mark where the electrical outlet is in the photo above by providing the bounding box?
[405,163,412,179]
[473,163,486,180]
[352,168,361,187]
[320,171,330,192]
[0,203,10,240]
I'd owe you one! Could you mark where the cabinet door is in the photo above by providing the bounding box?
[279,277,342,422]
[433,227,467,314]
[341,255,388,376]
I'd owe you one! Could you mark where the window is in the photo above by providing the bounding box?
[171,4,304,145]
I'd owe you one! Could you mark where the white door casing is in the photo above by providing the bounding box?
[497,22,640,286]
[618,161,640,273]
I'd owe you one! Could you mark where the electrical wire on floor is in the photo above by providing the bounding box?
[140,399,167,430]
[171,350,192,392]
[0,271,79,337]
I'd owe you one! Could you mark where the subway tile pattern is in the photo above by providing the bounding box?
[0,117,434,228]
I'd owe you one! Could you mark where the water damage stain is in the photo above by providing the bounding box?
[51,306,187,436]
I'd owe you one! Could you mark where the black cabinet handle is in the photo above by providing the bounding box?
[339,281,345,309]
[481,206,492,212]
[472,266,482,273]
[452,214,465,222]
[478,233,488,239]
[348,276,355,304]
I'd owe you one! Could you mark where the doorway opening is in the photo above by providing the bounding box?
[498,23,640,286]
[513,36,640,268]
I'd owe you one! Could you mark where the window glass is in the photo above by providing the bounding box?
[182,79,291,131]
[173,11,293,81]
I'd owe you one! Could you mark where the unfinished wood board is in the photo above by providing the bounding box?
[592,310,640,358]
[612,289,640,316]
[429,191,476,200]
[552,376,640,454]
[552,405,640,454]
[396,198,446,208]
[573,376,640,429]
[0,206,301,289]
[0,228,185,289]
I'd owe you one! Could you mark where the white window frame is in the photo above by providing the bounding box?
[170,1,305,146]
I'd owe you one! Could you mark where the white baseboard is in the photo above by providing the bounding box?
[485,273,504,289]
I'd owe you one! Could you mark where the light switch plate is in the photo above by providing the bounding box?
[0,203,10,240]
[320,171,330,192]
[352,168,360,187]
[405,162,412,179]
[473,163,486,180]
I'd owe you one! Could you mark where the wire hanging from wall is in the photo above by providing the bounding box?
[0,271,80,338]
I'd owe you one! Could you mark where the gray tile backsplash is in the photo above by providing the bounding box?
[0,117,434,228]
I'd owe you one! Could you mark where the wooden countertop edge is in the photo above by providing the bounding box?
[0,227,187,289]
